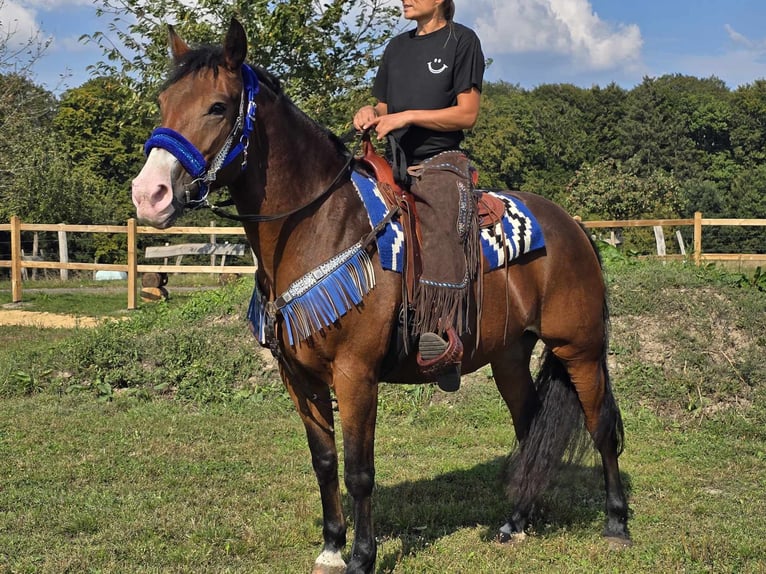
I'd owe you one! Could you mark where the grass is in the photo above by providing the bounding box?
[0,259,764,572]
[1,391,764,572]
[0,273,224,315]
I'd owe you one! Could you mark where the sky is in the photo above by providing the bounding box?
[3,0,766,95]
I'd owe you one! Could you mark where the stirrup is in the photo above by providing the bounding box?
[417,328,463,392]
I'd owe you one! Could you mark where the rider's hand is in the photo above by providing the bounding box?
[367,111,412,140]
[353,105,378,131]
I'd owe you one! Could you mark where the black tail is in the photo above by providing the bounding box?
[505,224,624,509]
[504,349,591,509]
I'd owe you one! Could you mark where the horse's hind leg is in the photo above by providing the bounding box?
[559,353,630,543]
[491,332,541,541]
[282,371,348,574]
[491,332,540,444]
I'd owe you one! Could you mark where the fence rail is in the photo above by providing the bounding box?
[1,213,764,310]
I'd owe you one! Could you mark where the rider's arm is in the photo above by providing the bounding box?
[367,88,480,139]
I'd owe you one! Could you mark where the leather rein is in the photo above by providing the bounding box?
[208,130,361,223]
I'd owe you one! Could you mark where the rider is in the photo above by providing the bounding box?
[353,0,485,392]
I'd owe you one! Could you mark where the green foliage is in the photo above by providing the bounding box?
[55,78,149,185]
[696,264,766,292]
[560,158,685,220]
[84,0,400,131]
[0,279,279,402]
[2,5,765,257]
[0,73,139,233]
[0,74,57,222]
[464,82,530,190]
[731,79,766,164]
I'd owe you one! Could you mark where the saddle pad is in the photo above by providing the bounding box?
[351,172,545,272]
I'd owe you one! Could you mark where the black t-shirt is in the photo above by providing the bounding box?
[373,22,485,163]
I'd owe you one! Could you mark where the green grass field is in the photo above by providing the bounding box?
[0,259,764,572]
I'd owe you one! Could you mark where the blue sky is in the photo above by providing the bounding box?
[3,0,766,95]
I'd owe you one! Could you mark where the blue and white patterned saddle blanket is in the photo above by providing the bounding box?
[351,171,545,271]
[247,172,546,347]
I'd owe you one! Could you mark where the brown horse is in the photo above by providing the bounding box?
[132,19,629,574]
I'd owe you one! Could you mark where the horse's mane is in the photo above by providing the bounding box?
[165,45,281,94]
[164,45,348,157]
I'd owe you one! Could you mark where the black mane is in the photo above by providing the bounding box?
[164,45,282,95]
[164,46,347,157]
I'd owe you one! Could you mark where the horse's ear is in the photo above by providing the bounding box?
[223,17,247,71]
[168,25,190,62]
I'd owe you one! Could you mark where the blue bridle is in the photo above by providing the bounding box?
[143,64,261,206]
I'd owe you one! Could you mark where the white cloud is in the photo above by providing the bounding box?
[17,0,91,8]
[725,24,766,53]
[0,0,44,49]
[467,0,643,72]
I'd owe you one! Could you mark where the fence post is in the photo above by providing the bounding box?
[693,211,702,266]
[58,227,69,280]
[210,220,217,266]
[32,232,39,280]
[127,218,137,310]
[10,216,22,302]
[653,226,666,256]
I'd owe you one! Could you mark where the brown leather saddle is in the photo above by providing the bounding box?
[356,140,508,378]
[356,137,423,302]
[355,137,508,248]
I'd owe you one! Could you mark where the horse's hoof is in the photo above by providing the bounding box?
[496,530,527,545]
[312,549,347,574]
[605,535,633,550]
[311,564,346,574]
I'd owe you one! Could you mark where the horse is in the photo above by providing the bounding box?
[132,18,630,574]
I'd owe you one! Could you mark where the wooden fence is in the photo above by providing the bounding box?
[0,217,256,309]
[1,212,764,310]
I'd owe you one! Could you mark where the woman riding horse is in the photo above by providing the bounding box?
[132,18,630,574]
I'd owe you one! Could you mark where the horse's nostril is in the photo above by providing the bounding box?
[150,184,170,206]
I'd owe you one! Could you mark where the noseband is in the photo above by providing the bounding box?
[143,64,261,206]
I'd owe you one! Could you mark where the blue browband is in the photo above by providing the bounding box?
[143,64,261,204]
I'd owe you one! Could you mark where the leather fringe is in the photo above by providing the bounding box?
[410,189,482,338]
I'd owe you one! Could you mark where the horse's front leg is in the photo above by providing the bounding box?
[334,363,380,574]
[283,369,347,574]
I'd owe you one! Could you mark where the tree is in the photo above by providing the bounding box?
[614,75,735,185]
[0,74,59,220]
[53,77,153,221]
[589,82,629,159]
[84,0,400,131]
[519,84,599,198]
[561,159,685,221]
[463,82,530,190]
[730,80,766,166]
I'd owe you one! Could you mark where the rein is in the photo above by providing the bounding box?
[208,131,362,223]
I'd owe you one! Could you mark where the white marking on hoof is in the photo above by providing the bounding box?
[497,523,527,544]
[312,549,346,574]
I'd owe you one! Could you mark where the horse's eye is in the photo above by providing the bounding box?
[208,102,227,116]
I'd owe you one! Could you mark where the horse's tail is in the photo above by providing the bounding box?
[504,348,591,510]
[505,224,623,510]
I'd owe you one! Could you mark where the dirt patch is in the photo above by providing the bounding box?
[0,309,107,329]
